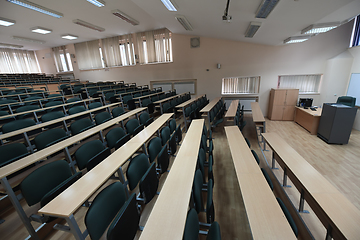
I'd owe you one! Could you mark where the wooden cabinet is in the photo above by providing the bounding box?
[268,89,299,120]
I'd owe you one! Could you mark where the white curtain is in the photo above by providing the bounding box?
[136,28,172,64]
[119,34,135,66]
[0,48,40,73]
[279,75,321,93]
[52,46,69,72]
[74,40,102,70]
[222,76,260,94]
[101,34,135,67]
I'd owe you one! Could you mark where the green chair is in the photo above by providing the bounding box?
[127,99,136,110]
[68,106,86,115]
[105,127,127,149]
[141,98,152,107]
[112,107,125,117]
[125,118,144,136]
[169,132,177,156]
[198,148,214,185]
[201,134,213,156]
[251,150,260,165]
[147,137,162,163]
[261,168,274,191]
[122,95,132,105]
[276,198,298,237]
[34,128,68,151]
[41,111,65,122]
[0,110,13,124]
[160,126,171,146]
[74,140,106,170]
[20,160,82,223]
[183,208,221,240]
[193,169,215,223]
[0,143,29,168]
[88,102,102,110]
[169,118,176,134]
[15,105,40,119]
[24,96,43,105]
[139,112,153,127]
[45,101,63,112]
[70,118,94,135]
[95,112,112,125]
[1,118,38,141]
[66,97,82,107]
[47,94,63,101]
[175,124,183,145]
[85,182,134,240]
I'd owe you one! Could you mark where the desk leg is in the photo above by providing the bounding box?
[325,225,332,240]
[298,189,309,213]
[23,132,34,153]
[160,103,163,114]
[66,214,87,240]
[271,152,278,170]
[262,122,267,151]
[64,147,77,174]
[282,168,291,188]
[0,177,40,240]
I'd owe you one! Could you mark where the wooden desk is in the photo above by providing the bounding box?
[294,107,322,135]
[224,100,239,122]
[262,132,360,240]
[225,126,297,240]
[251,102,266,149]
[200,97,222,129]
[0,107,146,240]
[38,113,173,240]
[175,94,205,131]
[139,119,204,240]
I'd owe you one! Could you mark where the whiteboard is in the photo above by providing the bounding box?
[346,73,360,106]
[174,82,195,94]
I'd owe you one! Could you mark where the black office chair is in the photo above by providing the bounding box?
[336,96,356,107]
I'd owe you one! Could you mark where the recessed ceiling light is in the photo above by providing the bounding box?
[111,10,139,26]
[0,17,16,26]
[301,22,340,35]
[0,42,23,48]
[73,19,105,32]
[12,36,46,44]
[31,27,52,34]
[87,0,105,7]
[255,0,280,19]
[245,22,262,38]
[6,0,63,18]
[175,15,193,31]
[161,0,177,11]
[62,34,78,40]
[284,35,312,44]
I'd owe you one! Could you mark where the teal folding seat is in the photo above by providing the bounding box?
[251,150,260,165]
[105,127,129,149]
[2,119,37,141]
[0,143,29,167]
[74,140,106,170]
[169,118,176,134]
[47,94,63,101]
[139,112,153,126]
[70,118,93,135]
[34,128,68,151]
[89,102,102,110]
[41,111,65,123]
[193,169,215,223]
[261,168,274,191]
[276,198,298,237]
[183,209,221,240]
[160,126,171,146]
[147,137,162,163]
[125,118,144,136]
[15,105,40,119]
[45,101,63,112]
[95,112,112,125]
[68,106,86,115]
[112,107,125,117]
[24,96,43,105]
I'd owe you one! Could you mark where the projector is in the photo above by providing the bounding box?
[222,15,232,22]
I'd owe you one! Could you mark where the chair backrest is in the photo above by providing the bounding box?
[126,153,150,191]
[139,162,159,203]
[88,102,102,110]
[66,97,81,103]
[106,127,126,149]
[125,118,143,136]
[127,99,136,110]
[183,208,200,240]
[112,106,125,117]
[0,143,29,168]
[107,193,140,240]
[336,96,356,107]
[206,179,215,223]
[45,101,63,108]
[95,111,112,125]
[74,140,105,170]
[86,148,111,171]
[251,150,260,165]
[41,111,65,122]
[169,119,176,133]
[169,133,177,155]
[147,103,155,114]
[276,198,298,237]
[261,168,273,191]
[70,118,93,135]
[2,118,36,133]
[34,128,67,150]
[133,93,141,98]
[141,98,151,107]
[15,105,40,114]
[157,145,169,174]
[193,169,204,213]
[163,102,171,113]
[175,124,182,144]
[122,95,133,104]
[147,137,162,163]
[161,126,171,146]
[139,112,150,126]
[20,160,73,206]
[68,106,86,115]
[198,148,206,181]
[85,182,127,240]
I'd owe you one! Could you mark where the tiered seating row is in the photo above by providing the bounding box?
[200,97,225,129]
[176,94,207,131]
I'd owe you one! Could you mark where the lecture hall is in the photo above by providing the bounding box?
[1,0,360,239]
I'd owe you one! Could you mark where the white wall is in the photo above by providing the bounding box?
[348,45,360,130]
[36,21,354,119]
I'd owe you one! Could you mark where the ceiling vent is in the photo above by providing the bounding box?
[73,19,105,32]
[175,15,193,31]
[111,10,139,26]
[245,22,262,38]
[255,0,279,19]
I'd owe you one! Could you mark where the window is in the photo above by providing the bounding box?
[53,46,73,72]
[278,74,322,93]
[350,15,360,48]
[101,35,135,68]
[222,76,260,94]
[0,48,40,73]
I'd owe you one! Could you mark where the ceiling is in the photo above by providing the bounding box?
[0,0,359,51]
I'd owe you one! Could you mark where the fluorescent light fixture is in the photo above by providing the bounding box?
[175,15,193,31]
[284,35,312,44]
[0,43,23,48]
[0,17,16,26]
[255,0,279,19]
[62,34,78,40]
[12,36,46,44]
[161,0,177,11]
[301,22,340,35]
[73,19,105,32]
[87,0,105,7]
[31,26,52,34]
[111,10,139,26]
[245,22,262,38]
[6,0,63,18]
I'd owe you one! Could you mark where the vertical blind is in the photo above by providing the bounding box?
[0,48,40,73]
[52,46,69,72]
[278,75,322,93]
[222,76,260,94]
[74,40,103,70]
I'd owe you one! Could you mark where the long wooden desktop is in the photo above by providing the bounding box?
[175,94,205,131]
[294,106,322,135]
[200,97,222,129]
[251,102,266,149]
[225,126,296,240]
[262,132,360,240]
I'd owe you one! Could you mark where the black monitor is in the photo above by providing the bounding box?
[299,98,313,108]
